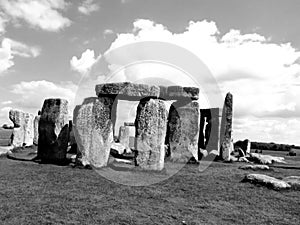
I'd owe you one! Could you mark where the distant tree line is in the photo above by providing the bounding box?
[244,141,300,151]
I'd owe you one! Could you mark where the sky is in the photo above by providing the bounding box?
[0,0,300,145]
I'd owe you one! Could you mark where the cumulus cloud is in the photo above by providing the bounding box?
[0,0,71,32]
[78,0,100,15]
[100,19,300,144]
[70,49,99,74]
[0,38,41,75]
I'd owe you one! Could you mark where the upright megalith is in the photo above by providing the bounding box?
[118,125,130,152]
[168,100,200,162]
[135,99,168,171]
[33,111,41,145]
[9,109,34,147]
[73,97,114,168]
[220,92,233,161]
[38,99,69,163]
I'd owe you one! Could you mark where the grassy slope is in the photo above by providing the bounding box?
[0,155,299,225]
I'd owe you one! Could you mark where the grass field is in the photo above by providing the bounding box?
[0,149,299,225]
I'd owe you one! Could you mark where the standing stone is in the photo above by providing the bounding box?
[33,115,40,145]
[135,99,167,171]
[245,139,251,154]
[220,93,233,161]
[168,100,200,162]
[38,99,69,163]
[9,109,34,147]
[118,125,130,152]
[73,97,114,168]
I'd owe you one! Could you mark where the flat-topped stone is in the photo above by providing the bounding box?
[160,86,199,100]
[95,82,160,99]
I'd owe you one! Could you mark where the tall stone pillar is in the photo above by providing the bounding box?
[220,93,233,161]
[168,100,200,162]
[38,99,69,163]
[73,97,114,168]
[118,125,130,151]
[135,98,167,171]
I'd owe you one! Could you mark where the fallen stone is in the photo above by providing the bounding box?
[160,86,199,100]
[135,99,167,171]
[111,142,126,155]
[220,93,233,161]
[239,165,270,170]
[249,153,286,165]
[95,82,160,99]
[243,174,291,190]
[237,147,245,158]
[199,149,208,159]
[168,101,200,163]
[38,98,69,163]
[238,157,250,163]
[282,176,300,190]
[73,97,114,168]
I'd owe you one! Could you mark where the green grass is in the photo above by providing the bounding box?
[0,151,299,225]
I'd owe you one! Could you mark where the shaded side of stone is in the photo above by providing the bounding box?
[168,101,200,162]
[220,93,233,161]
[73,97,114,168]
[38,99,69,163]
[135,99,167,171]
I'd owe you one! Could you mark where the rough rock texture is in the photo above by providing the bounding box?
[73,97,113,168]
[33,115,40,145]
[135,99,167,171]
[160,86,199,100]
[118,125,130,152]
[167,101,200,162]
[124,122,135,126]
[249,153,286,165]
[239,165,270,171]
[220,93,233,161]
[282,176,300,190]
[95,82,160,99]
[9,109,34,147]
[243,174,291,190]
[38,99,69,163]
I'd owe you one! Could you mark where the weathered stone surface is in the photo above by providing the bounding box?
[9,109,34,147]
[243,174,291,190]
[282,176,300,190]
[33,115,40,145]
[124,122,135,126]
[135,99,167,171]
[73,97,113,168]
[95,82,160,99]
[111,142,126,155]
[249,153,286,165]
[38,99,69,163]
[118,125,130,152]
[220,93,233,161]
[168,101,200,162]
[160,86,199,100]
[239,165,270,171]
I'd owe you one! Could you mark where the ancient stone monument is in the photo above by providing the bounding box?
[38,98,69,163]
[72,82,233,170]
[73,97,114,168]
[33,111,41,145]
[9,109,34,147]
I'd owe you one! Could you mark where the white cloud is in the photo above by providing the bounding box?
[1,101,12,105]
[70,49,99,74]
[103,29,114,36]
[0,38,41,75]
[78,0,100,15]
[0,12,8,34]
[11,80,77,114]
[98,19,300,144]
[0,0,71,32]
[3,38,41,58]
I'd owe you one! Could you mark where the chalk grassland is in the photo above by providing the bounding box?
[0,151,299,225]
[0,128,12,146]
